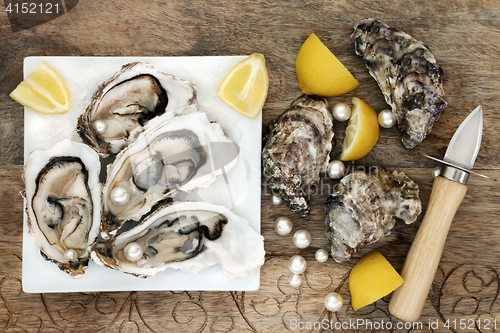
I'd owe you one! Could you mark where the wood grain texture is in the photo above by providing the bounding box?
[1,0,500,331]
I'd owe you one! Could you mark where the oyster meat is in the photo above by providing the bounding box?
[91,201,265,279]
[262,95,334,215]
[101,111,239,238]
[324,168,421,262]
[351,18,447,149]
[24,140,101,278]
[77,62,197,156]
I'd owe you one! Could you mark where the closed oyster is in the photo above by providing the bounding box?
[262,95,334,215]
[324,168,421,262]
[351,18,447,149]
[77,62,197,156]
[24,140,101,278]
[101,111,239,238]
[91,201,265,279]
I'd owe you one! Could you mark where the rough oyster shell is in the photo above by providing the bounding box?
[101,111,239,238]
[324,168,421,262]
[91,201,265,279]
[24,140,101,278]
[77,62,197,156]
[262,95,334,215]
[351,18,447,149]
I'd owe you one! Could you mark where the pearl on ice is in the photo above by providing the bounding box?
[110,186,130,206]
[293,229,312,249]
[327,160,346,179]
[378,109,397,128]
[94,120,107,134]
[432,166,441,179]
[324,292,343,312]
[315,249,329,263]
[64,249,78,261]
[289,274,302,287]
[124,242,144,262]
[274,216,293,236]
[270,194,282,206]
[332,103,351,122]
[288,255,307,274]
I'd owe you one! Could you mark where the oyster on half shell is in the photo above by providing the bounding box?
[262,95,334,215]
[77,62,197,156]
[24,140,101,278]
[324,168,421,262]
[91,201,265,279]
[101,111,239,238]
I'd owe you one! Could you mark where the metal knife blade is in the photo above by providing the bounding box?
[443,105,483,170]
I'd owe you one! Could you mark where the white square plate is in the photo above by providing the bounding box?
[22,56,262,293]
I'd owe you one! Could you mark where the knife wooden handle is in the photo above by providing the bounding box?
[389,175,467,322]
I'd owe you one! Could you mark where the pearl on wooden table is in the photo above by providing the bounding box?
[315,249,329,263]
[124,242,144,262]
[332,103,351,122]
[274,216,293,236]
[378,109,397,128]
[110,186,130,206]
[293,229,311,249]
[327,160,346,179]
[288,255,307,274]
[432,166,442,179]
[289,274,302,287]
[270,194,282,206]
[94,120,107,134]
[324,292,343,312]
[64,249,78,262]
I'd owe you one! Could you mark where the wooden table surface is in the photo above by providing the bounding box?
[1,0,500,332]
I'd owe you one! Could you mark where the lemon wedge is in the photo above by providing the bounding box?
[216,53,269,119]
[339,97,379,161]
[349,250,404,311]
[10,61,71,115]
[295,33,359,97]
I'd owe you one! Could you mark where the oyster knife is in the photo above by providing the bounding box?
[389,105,491,322]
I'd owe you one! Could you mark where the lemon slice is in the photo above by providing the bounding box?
[9,61,71,115]
[216,53,269,119]
[339,97,379,161]
[295,33,359,97]
[349,250,404,311]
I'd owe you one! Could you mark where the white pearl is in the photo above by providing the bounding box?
[324,292,343,312]
[270,194,282,206]
[64,249,78,261]
[327,160,346,179]
[432,166,441,179]
[288,255,307,274]
[288,274,302,287]
[332,103,351,122]
[124,242,144,262]
[378,109,397,128]
[110,186,130,206]
[94,120,107,134]
[315,249,329,263]
[293,229,312,249]
[274,216,293,236]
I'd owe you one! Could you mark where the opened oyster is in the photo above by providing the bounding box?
[325,168,421,262]
[101,111,239,238]
[91,201,265,279]
[77,62,197,156]
[262,95,334,215]
[351,18,447,149]
[24,140,101,278]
